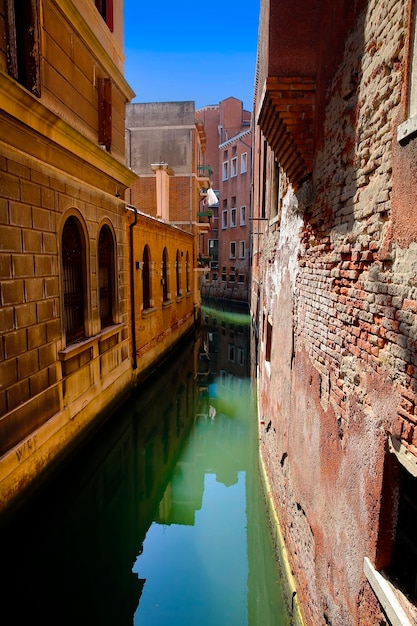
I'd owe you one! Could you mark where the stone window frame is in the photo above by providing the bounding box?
[222,161,229,181]
[241,152,247,174]
[231,156,238,178]
[240,205,246,226]
[222,210,228,229]
[230,207,237,228]
[229,241,236,259]
[239,240,246,259]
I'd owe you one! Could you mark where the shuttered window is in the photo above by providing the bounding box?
[94,0,114,31]
[5,0,41,96]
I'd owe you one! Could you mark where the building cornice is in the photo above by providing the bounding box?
[0,73,137,191]
[219,129,252,149]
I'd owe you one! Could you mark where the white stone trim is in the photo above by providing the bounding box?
[397,115,417,143]
[364,558,415,626]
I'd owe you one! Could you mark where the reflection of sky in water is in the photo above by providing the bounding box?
[133,472,247,626]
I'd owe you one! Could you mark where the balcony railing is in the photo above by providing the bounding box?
[197,165,213,178]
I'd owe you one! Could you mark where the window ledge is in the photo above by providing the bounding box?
[162,300,174,309]
[364,557,416,626]
[397,115,417,144]
[59,323,124,360]
[141,307,157,318]
[176,295,185,302]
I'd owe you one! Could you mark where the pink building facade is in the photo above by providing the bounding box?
[196,98,252,304]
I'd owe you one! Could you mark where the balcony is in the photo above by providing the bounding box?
[197,165,213,189]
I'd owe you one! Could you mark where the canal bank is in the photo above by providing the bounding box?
[0,304,297,625]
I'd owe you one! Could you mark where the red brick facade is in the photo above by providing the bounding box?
[197,98,252,303]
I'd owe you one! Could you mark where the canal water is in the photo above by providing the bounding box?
[0,304,292,626]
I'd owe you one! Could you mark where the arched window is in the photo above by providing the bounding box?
[186,251,191,293]
[162,247,169,302]
[142,245,151,310]
[98,224,114,328]
[176,249,181,297]
[62,216,86,344]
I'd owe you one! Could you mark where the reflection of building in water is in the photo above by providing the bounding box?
[0,335,200,625]
[155,305,252,528]
[201,302,250,395]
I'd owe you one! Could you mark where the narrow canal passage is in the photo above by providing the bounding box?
[1,304,292,626]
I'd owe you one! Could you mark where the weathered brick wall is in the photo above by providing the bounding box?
[255,0,417,624]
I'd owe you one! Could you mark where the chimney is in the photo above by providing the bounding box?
[151,162,171,222]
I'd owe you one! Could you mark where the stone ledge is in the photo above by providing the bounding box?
[364,557,416,626]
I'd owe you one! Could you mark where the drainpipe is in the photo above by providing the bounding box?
[127,203,138,370]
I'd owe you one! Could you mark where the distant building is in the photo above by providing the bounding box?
[252,0,417,624]
[125,101,212,303]
[196,98,252,304]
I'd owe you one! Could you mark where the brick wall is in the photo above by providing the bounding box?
[253,0,417,623]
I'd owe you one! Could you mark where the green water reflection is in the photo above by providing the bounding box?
[0,305,291,626]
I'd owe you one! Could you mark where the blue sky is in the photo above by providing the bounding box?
[123,0,260,112]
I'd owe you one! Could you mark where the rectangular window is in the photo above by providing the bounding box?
[230,208,237,227]
[228,344,235,362]
[222,161,229,180]
[95,0,114,31]
[208,239,218,263]
[239,241,245,258]
[6,0,41,96]
[231,196,236,208]
[231,157,238,177]
[241,152,247,174]
[98,77,112,151]
[240,206,246,226]
[238,274,245,283]
[238,348,245,367]
[222,210,228,229]
[230,242,236,259]
[270,159,281,220]
[364,435,417,622]
[265,319,272,362]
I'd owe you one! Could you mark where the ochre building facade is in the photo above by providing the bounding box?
[252,0,417,624]
[0,2,198,516]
